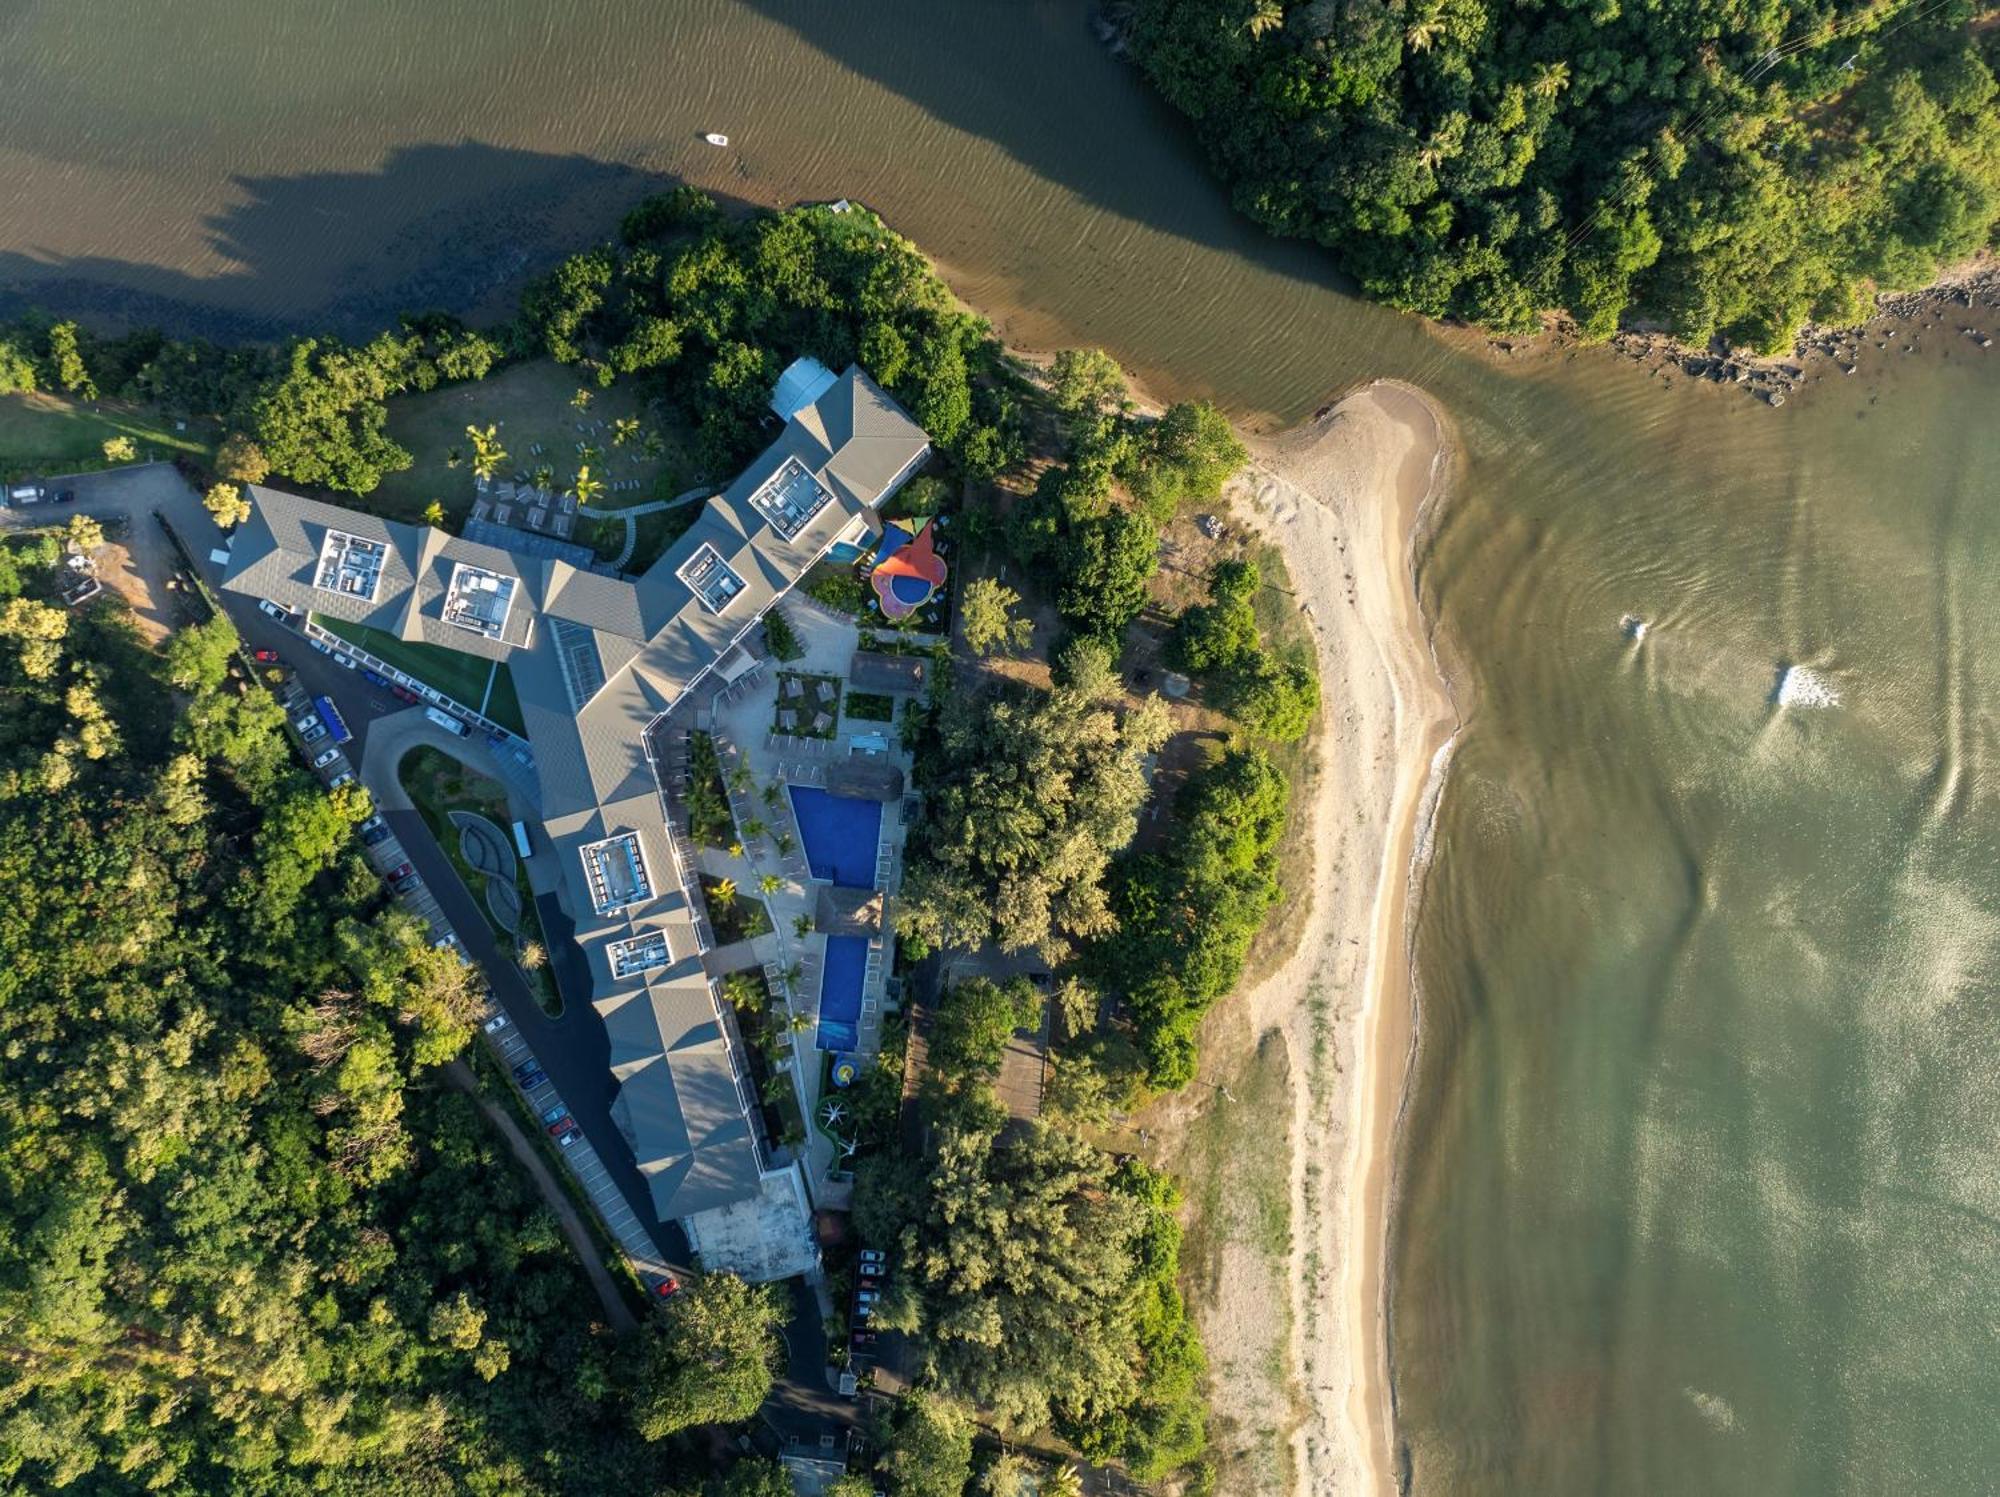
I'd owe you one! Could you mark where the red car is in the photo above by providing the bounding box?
[546,1114,576,1139]
[654,1275,681,1298]
[387,862,414,881]
[252,648,279,663]
[391,684,419,704]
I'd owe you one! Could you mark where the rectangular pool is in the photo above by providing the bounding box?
[816,935,868,1051]
[788,786,882,889]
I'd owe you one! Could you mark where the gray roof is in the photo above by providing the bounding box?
[219,364,928,1223]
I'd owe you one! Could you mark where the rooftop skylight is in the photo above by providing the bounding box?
[609,931,672,978]
[442,561,518,640]
[313,529,387,601]
[677,542,747,615]
[749,456,835,540]
[580,832,654,916]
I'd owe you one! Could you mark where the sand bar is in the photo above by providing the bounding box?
[1218,381,1456,1495]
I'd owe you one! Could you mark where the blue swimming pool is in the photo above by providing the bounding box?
[817,935,868,1051]
[788,786,882,889]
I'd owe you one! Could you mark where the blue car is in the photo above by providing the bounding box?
[513,1061,547,1088]
[362,668,390,688]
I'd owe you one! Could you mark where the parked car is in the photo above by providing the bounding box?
[653,1276,681,1298]
[434,932,460,953]
[335,652,358,670]
[385,861,414,881]
[258,599,288,620]
[299,720,326,744]
[391,684,419,703]
[858,1249,888,1266]
[312,746,340,769]
[252,648,279,663]
[391,873,421,893]
[359,815,390,845]
[854,1302,874,1321]
[514,1066,548,1090]
[361,668,389,688]
[858,1259,886,1280]
[541,1103,569,1125]
[547,1116,577,1140]
[54,489,75,504]
[327,772,354,789]
[482,1012,510,1034]
[856,1288,880,1305]
[850,1329,878,1347]
[309,638,331,654]
[555,1121,582,1147]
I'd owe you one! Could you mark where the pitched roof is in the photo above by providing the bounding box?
[219,364,929,1223]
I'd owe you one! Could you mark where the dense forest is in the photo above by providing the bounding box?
[1131,0,2000,348]
[0,551,780,1492]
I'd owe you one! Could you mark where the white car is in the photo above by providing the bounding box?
[258,599,288,620]
[310,638,331,655]
[334,653,358,670]
[327,771,354,789]
[483,1013,510,1034]
[312,746,340,769]
[299,721,326,744]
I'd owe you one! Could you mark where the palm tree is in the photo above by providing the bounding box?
[612,417,642,447]
[782,961,804,995]
[1244,0,1284,38]
[518,940,547,971]
[1532,59,1571,98]
[741,816,767,842]
[711,877,738,913]
[728,840,746,860]
[571,388,593,411]
[758,873,784,897]
[786,1010,812,1037]
[465,424,508,482]
[572,465,605,508]
[775,832,797,858]
[1405,7,1444,51]
[1044,1465,1084,1497]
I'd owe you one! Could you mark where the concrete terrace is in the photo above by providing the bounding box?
[220,363,929,1250]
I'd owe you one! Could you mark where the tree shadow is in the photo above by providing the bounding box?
[737,0,1356,298]
[0,140,761,340]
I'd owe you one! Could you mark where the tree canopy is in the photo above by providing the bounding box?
[1131,0,2000,348]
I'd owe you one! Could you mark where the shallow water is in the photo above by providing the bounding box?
[5,3,1996,1490]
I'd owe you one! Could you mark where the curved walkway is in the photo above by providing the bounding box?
[603,482,715,570]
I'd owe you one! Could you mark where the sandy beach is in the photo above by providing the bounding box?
[1184,382,1458,1496]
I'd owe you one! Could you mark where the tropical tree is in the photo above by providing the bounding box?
[518,940,547,970]
[632,1274,784,1438]
[1244,0,1285,38]
[204,482,253,529]
[64,513,105,554]
[572,465,605,507]
[421,500,447,527]
[1532,59,1571,98]
[711,877,738,913]
[1405,6,1444,51]
[758,872,784,897]
[101,435,137,463]
[214,432,270,483]
[961,576,1033,656]
[571,387,594,410]
[612,416,642,446]
[465,423,508,481]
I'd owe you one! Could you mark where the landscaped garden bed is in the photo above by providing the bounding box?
[699,873,773,945]
[773,671,842,739]
[684,730,735,848]
[842,691,895,723]
[398,745,560,1014]
[720,972,809,1153]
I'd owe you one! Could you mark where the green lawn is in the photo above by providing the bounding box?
[0,392,215,481]
[310,613,526,735]
[371,360,702,525]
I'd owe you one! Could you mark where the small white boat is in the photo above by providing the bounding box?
[703,131,729,147]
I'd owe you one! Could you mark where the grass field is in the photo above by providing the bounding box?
[371,360,702,525]
[309,613,527,735]
[0,392,215,481]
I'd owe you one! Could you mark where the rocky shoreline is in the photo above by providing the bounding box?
[1505,262,2000,406]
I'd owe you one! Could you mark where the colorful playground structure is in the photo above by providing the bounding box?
[868,518,947,619]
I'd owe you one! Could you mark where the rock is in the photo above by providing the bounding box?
[1767,392,1786,407]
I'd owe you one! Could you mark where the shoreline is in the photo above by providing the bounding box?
[1230,381,1458,1496]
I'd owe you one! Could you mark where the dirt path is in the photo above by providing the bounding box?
[442,1058,638,1335]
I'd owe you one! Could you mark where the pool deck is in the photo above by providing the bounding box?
[676,598,930,1206]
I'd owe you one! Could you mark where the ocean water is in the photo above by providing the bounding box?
[2,3,1995,1489]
